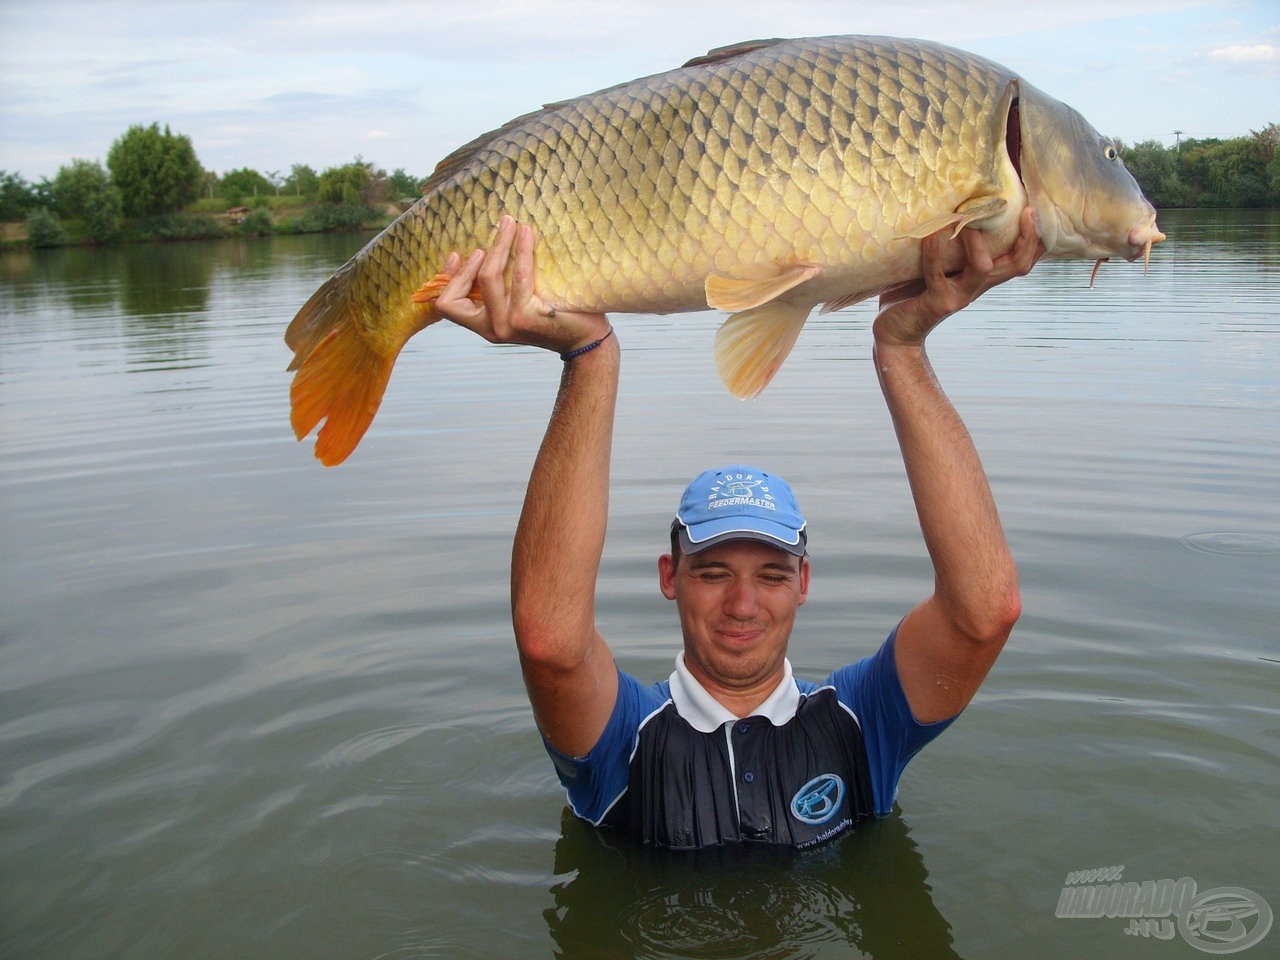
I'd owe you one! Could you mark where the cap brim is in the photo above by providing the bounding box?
[678,520,806,557]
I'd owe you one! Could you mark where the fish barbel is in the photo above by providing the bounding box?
[286,35,1164,465]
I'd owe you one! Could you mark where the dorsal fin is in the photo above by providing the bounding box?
[421,106,557,194]
[683,38,787,68]
[421,72,671,195]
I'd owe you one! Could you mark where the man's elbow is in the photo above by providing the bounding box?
[513,615,559,669]
[962,587,1022,647]
[512,609,591,674]
[967,591,1018,650]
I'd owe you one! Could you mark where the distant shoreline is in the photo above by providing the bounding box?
[4,198,1277,253]
[1,198,409,251]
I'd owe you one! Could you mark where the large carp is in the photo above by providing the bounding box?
[287,35,1163,465]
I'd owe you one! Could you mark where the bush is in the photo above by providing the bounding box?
[237,208,274,236]
[26,208,68,247]
[133,212,227,241]
[218,166,275,206]
[276,203,380,234]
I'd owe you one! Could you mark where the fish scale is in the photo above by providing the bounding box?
[286,34,1163,466]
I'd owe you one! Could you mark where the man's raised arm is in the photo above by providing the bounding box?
[436,217,619,757]
[872,208,1045,724]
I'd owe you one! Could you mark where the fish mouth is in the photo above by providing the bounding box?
[1089,222,1165,286]
[1127,221,1166,269]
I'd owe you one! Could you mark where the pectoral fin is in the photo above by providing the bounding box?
[714,299,813,399]
[705,264,819,312]
[410,272,484,306]
[904,196,1008,239]
[818,280,915,315]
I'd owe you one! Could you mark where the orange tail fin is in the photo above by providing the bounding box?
[286,269,478,466]
[289,318,401,466]
[287,272,430,466]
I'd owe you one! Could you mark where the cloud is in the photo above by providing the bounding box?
[0,0,1270,179]
[1208,43,1280,63]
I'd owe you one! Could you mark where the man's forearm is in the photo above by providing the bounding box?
[511,336,621,667]
[873,338,1020,641]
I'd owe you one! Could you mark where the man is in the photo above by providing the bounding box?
[435,209,1044,848]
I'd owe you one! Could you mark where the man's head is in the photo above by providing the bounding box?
[660,466,810,697]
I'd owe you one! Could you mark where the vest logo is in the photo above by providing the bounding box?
[790,774,845,826]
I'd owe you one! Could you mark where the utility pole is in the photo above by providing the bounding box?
[1173,130,1183,151]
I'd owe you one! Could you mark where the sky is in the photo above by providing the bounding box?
[1,0,1277,183]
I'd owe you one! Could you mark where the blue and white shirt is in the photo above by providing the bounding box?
[544,627,954,849]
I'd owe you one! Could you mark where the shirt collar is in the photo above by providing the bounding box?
[669,652,801,733]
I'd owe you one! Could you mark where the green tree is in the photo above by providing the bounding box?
[200,169,219,200]
[1251,123,1280,206]
[387,167,423,200]
[1120,141,1188,208]
[218,167,274,205]
[284,163,319,197]
[1176,138,1219,205]
[1186,132,1275,207]
[317,160,374,205]
[106,123,202,217]
[1,170,40,221]
[51,159,122,242]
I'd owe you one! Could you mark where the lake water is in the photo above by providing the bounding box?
[1,209,1277,959]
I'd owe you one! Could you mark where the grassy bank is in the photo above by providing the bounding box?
[2,197,406,250]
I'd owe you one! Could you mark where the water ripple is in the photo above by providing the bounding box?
[1177,531,1280,557]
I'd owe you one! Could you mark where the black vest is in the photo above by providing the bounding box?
[602,686,874,849]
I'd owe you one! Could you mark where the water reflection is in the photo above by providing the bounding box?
[1158,207,1279,247]
[115,243,214,317]
[548,810,960,960]
[1,239,326,379]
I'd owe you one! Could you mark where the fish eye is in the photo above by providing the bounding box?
[1104,144,1119,161]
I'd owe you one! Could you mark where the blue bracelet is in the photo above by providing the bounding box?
[560,327,614,362]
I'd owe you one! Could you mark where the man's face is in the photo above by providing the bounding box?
[658,539,810,696]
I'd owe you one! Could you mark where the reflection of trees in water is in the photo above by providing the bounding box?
[2,235,365,385]
[116,244,216,374]
[1,246,118,318]
[117,243,215,318]
[547,809,962,960]
[2,243,219,372]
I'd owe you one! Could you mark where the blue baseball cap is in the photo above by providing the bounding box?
[673,465,807,556]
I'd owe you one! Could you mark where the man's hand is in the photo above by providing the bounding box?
[434,215,611,355]
[874,206,1045,348]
